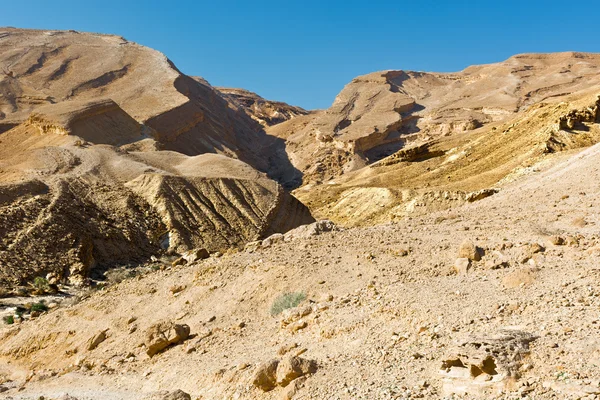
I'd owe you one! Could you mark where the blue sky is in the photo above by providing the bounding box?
[2,1,599,110]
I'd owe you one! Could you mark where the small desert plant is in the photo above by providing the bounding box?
[105,266,138,284]
[3,315,14,325]
[32,276,50,293]
[30,302,48,313]
[270,292,306,316]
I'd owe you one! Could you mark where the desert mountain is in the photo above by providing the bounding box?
[0,28,313,288]
[0,27,301,182]
[270,53,600,225]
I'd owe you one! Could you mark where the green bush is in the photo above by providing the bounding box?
[30,302,48,312]
[32,276,50,292]
[3,315,14,325]
[270,292,306,316]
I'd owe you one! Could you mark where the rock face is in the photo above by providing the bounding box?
[286,55,600,226]
[217,87,309,127]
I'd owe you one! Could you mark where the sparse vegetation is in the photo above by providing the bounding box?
[30,302,48,313]
[3,315,14,325]
[105,266,139,284]
[270,292,306,316]
[32,276,50,293]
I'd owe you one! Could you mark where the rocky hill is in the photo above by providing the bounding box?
[268,53,600,225]
[0,27,300,181]
[0,28,313,290]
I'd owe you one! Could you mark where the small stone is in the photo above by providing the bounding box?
[288,320,308,333]
[87,330,108,351]
[252,359,280,391]
[171,257,187,267]
[169,285,186,295]
[454,258,470,274]
[276,355,317,387]
[458,239,481,261]
[548,235,565,246]
[278,343,299,355]
[145,322,190,357]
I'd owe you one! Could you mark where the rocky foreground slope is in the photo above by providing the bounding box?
[2,129,600,400]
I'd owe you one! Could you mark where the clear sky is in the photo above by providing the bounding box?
[2,1,599,110]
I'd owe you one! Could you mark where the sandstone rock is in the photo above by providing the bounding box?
[252,359,280,392]
[145,322,190,357]
[276,355,317,387]
[87,329,108,351]
[440,329,537,396]
[453,258,470,274]
[458,240,481,261]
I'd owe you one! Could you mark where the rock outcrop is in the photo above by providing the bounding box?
[217,87,309,127]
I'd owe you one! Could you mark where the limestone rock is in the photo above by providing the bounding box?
[458,240,482,261]
[440,329,538,396]
[217,87,308,127]
[262,233,285,248]
[284,220,337,241]
[145,322,190,357]
[252,359,280,392]
[276,356,317,387]
[87,329,108,351]
[453,258,470,274]
[182,248,209,263]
